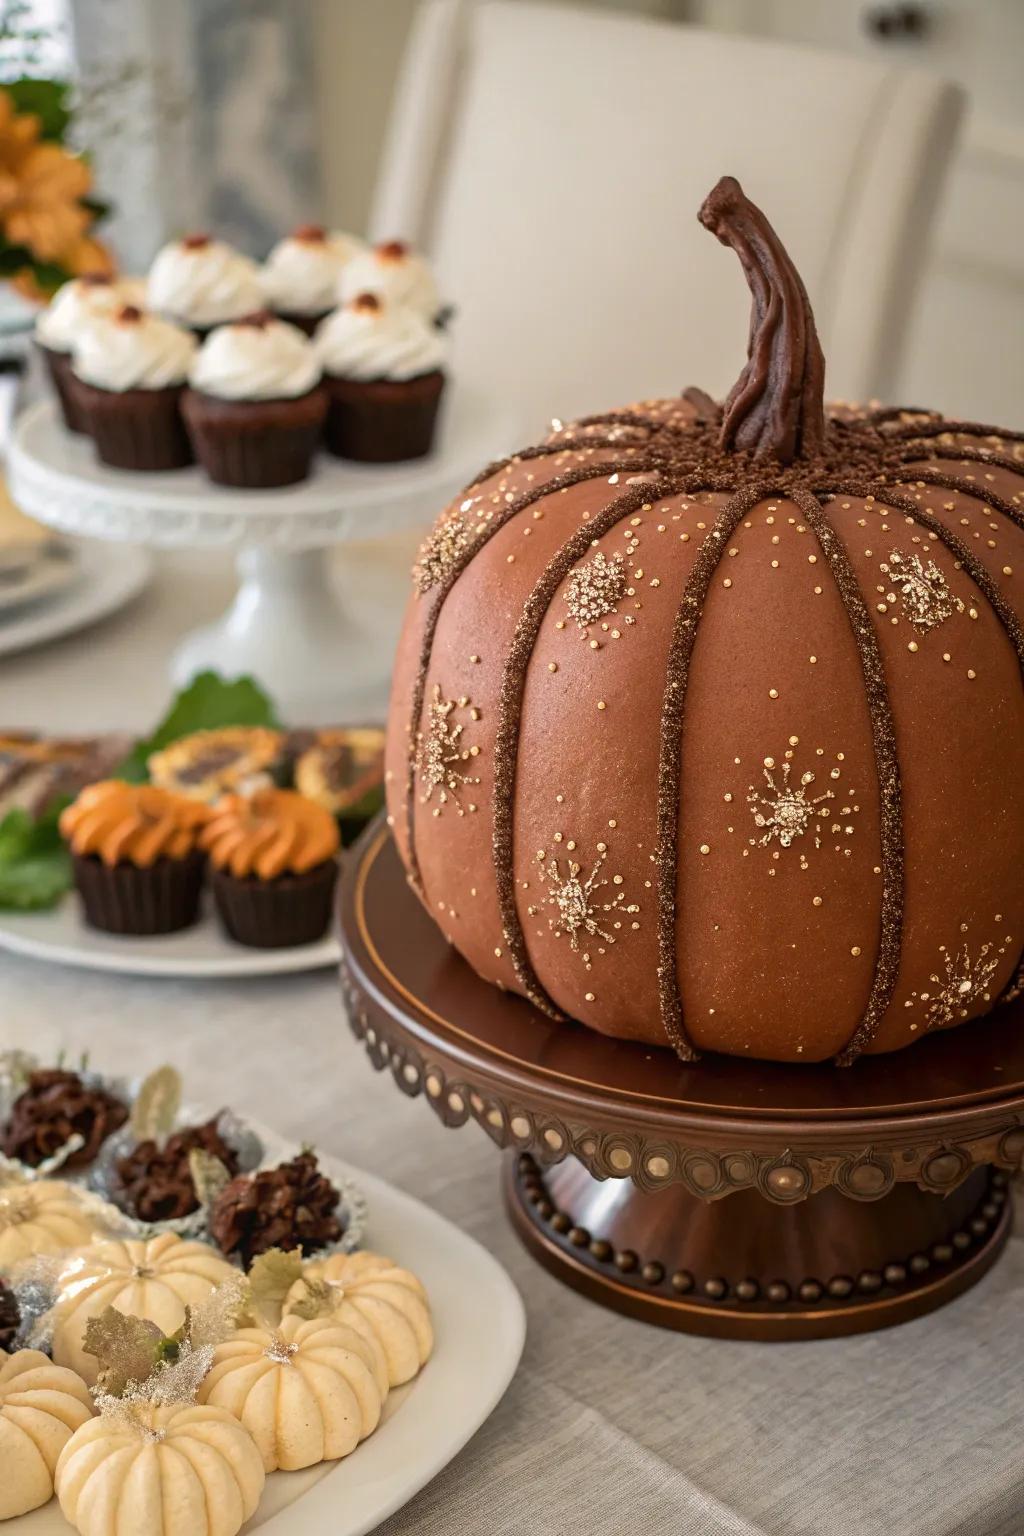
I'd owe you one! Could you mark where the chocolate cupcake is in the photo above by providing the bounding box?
[69,306,197,470]
[148,726,284,802]
[1,1067,128,1171]
[336,239,441,324]
[314,293,447,462]
[261,224,365,335]
[34,274,144,433]
[59,781,210,935]
[146,233,264,339]
[209,1151,343,1267]
[182,312,327,488]
[199,787,339,948]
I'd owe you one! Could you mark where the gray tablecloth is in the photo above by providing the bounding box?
[3,554,1023,1536]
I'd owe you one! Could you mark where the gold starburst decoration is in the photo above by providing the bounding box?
[564,550,627,628]
[747,760,834,850]
[918,938,1006,1033]
[415,686,481,814]
[532,843,639,954]
[879,549,964,634]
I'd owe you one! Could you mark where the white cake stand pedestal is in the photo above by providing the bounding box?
[8,394,516,722]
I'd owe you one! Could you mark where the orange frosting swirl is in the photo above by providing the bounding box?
[199,788,339,879]
[59,781,210,867]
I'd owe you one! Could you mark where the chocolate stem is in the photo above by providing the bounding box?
[698,176,825,465]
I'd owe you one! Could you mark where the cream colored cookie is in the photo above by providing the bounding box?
[0,1348,94,1520]
[0,1180,107,1274]
[286,1249,433,1386]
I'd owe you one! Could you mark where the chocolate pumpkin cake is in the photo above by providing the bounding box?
[385,176,1024,1066]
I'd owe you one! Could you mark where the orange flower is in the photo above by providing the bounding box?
[1,140,92,261]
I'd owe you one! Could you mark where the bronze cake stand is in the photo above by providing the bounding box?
[339,819,1024,1340]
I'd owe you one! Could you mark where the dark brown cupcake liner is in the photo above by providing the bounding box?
[210,859,338,948]
[70,378,193,471]
[323,369,445,463]
[181,386,327,488]
[72,851,205,935]
[36,342,88,434]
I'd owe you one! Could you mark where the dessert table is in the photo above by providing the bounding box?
[3,551,1023,1536]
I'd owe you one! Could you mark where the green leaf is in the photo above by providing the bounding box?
[6,77,71,140]
[0,799,72,910]
[117,671,280,783]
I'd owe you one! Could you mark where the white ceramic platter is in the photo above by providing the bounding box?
[0,540,150,658]
[13,1134,527,1536]
[0,891,341,978]
[0,542,77,614]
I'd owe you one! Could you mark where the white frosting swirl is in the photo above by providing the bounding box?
[71,309,197,391]
[314,297,447,382]
[336,243,440,321]
[147,238,263,327]
[262,229,366,314]
[189,317,322,400]
[35,276,146,352]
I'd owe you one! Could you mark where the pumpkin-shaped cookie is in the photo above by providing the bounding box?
[55,1402,264,1536]
[0,1180,106,1274]
[198,1312,385,1471]
[49,1233,236,1384]
[287,1250,433,1386]
[0,1348,94,1520]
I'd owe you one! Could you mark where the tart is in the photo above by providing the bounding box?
[60,781,210,936]
[147,726,284,802]
[208,1151,343,1266]
[261,223,365,334]
[198,1313,385,1472]
[48,1232,237,1385]
[69,304,197,470]
[56,1402,264,1536]
[146,233,264,337]
[182,311,327,487]
[315,292,446,462]
[0,1349,94,1520]
[199,787,340,948]
[336,238,441,323]
[1,1067,128,1171]
[286,1250,433,1387]
[293,726,385,834]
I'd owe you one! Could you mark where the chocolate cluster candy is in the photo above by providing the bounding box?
[0,1277,18,1351]
[209,1151,342,1266]
[114,1115,241,1223]
[1,1068,128,1169]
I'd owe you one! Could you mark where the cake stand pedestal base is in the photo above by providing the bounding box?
[339,822,1024,1341]
[505,1154,1010,1340]
[170,548,390,724]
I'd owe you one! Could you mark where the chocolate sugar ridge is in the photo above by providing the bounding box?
[656,482,764,1061]
[493,480,670,1022]
[404,454,665,893]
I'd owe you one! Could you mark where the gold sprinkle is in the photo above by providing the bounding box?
[597,700,607,710]
[548,662,558,672]
[967,668,977,679]
[812,896,823,907]
[584,992,595,1002]
[851,946,862,957]
[769,688,779,699]
[908,641,919,653]
[699,844,710,855]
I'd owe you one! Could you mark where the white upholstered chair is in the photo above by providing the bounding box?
[370,0,964,429]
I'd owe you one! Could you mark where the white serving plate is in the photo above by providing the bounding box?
[12,1133,526,1536]
[0,541,77,614]
[0,892,341,978]
[0,540,150,658]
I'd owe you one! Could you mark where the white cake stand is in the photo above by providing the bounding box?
[7,394,517,722]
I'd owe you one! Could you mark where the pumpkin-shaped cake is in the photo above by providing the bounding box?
[386,177,1024,1065]
[55,1402,264,1536]
[0,1180,107,1274]
[49,1233,236,1384]
[198,1313,385,1471]
[0,1348,94,1520]
[286,1250,433,1387]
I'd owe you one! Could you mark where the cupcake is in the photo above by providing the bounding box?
[294,727,385,838]
[315,292,447,462]
[182,312,327,488]
[1,1066,128,1171]
[34,274,145,433]
[59,781,210,935]
[337,238,441,323]
[148,726,285,801]
[199,787,339,947]
[146,232,264,338]
[69,306,197,470]
[262,224,366,335]
[209,1151,344,1266]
